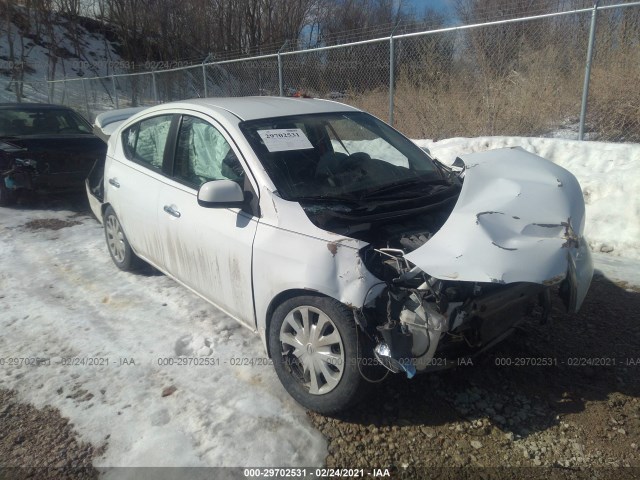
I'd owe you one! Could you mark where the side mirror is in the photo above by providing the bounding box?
[197,179,245,208]
[452,157,465,169]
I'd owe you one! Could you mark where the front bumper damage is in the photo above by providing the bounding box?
[1,141,33,192]
[358,148,594,377]
[364,255,552,378]
[1,138,103,196]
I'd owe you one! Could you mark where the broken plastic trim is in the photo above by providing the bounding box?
[373,343,416,379]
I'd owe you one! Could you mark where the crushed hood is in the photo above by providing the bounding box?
[405,147,591,287]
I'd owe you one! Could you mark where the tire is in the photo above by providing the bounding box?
[0,180,16,207]
[269,295,368,414]
[103,205,141,271]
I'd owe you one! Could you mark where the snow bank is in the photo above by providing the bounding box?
[415,136,640,261]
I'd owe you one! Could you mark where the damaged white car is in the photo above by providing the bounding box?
[87,97,593,413]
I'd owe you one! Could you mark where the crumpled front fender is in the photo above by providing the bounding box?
[564,236,593,313]
[405,147,593,311]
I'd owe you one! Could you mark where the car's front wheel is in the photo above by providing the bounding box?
[269,295,368,414]
[104,206,141,271]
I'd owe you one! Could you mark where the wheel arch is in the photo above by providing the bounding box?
[263,289,355,358]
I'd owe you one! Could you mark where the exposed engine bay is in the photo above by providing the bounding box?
[359,246,547,377]
[298,148,591,378]
[302,185,549,377]
[350,212,549,377]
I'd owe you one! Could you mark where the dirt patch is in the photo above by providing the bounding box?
[308,275,640,478]
[22,219,81,231]
[0,389,102,479]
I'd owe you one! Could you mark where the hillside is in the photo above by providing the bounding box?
[0,3,122,103]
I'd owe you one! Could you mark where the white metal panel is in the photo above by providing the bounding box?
[405,147,589,286]
[86,181,103,223]
[104,154,162,265]
[252,193,386,349]
[157,179,258,326]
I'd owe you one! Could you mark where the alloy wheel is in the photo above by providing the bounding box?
[279,305,345,395]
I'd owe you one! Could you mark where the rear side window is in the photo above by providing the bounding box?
[122,115,173,169]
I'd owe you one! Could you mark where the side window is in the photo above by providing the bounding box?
[173,116,245,187]
[121,115,173,169]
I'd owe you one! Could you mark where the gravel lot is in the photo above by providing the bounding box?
[1,194,639,479]
[0,389,101,479]
[309,276,640,478]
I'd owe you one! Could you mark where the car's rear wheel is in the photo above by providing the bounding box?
[269,295,368,414]
[104,206,141,271]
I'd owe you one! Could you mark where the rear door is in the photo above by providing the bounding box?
[156,113,259,326]
[106,114,175,266]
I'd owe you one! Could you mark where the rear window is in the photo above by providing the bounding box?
[0,107,92,136]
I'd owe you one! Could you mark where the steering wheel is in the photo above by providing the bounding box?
[330,152,371,175]
[314,152,368,187]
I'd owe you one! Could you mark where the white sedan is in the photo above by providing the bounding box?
[87,97,593,413]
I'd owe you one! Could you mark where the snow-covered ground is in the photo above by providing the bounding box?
[0,135,638,471]
[0,208,326,471]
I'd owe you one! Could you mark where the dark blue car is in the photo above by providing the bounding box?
[0,103,106,205]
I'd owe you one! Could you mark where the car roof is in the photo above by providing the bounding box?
[0,103,76,111]
[158,96,361,121]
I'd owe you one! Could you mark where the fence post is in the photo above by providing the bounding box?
[82,78,90,119]
[278,40,288,97]
[46,75,51,103]
[389,35,395,126]
[152,71,158,103]
[579,0,600,141]
[277,54,283,96]
[389,23,401,126]
[202,65,207,97]
[111,75,119,109]
[202,53,213,97]
[202,64,207,97]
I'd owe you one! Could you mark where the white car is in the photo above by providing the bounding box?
[87,97,593,413]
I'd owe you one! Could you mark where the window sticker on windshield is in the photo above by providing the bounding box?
[257,129,313,152]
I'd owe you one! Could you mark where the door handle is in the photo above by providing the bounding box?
[108,178,120,188]
[163,205,181,218]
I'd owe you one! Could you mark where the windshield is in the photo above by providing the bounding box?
[0,107,93,137]
[240,112,442,202]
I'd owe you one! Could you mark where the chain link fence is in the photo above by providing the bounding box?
[386,12,592,140]
[3,1,639,142]
[585,3,640,141]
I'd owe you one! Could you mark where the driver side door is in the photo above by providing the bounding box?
[157,113,259,326]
